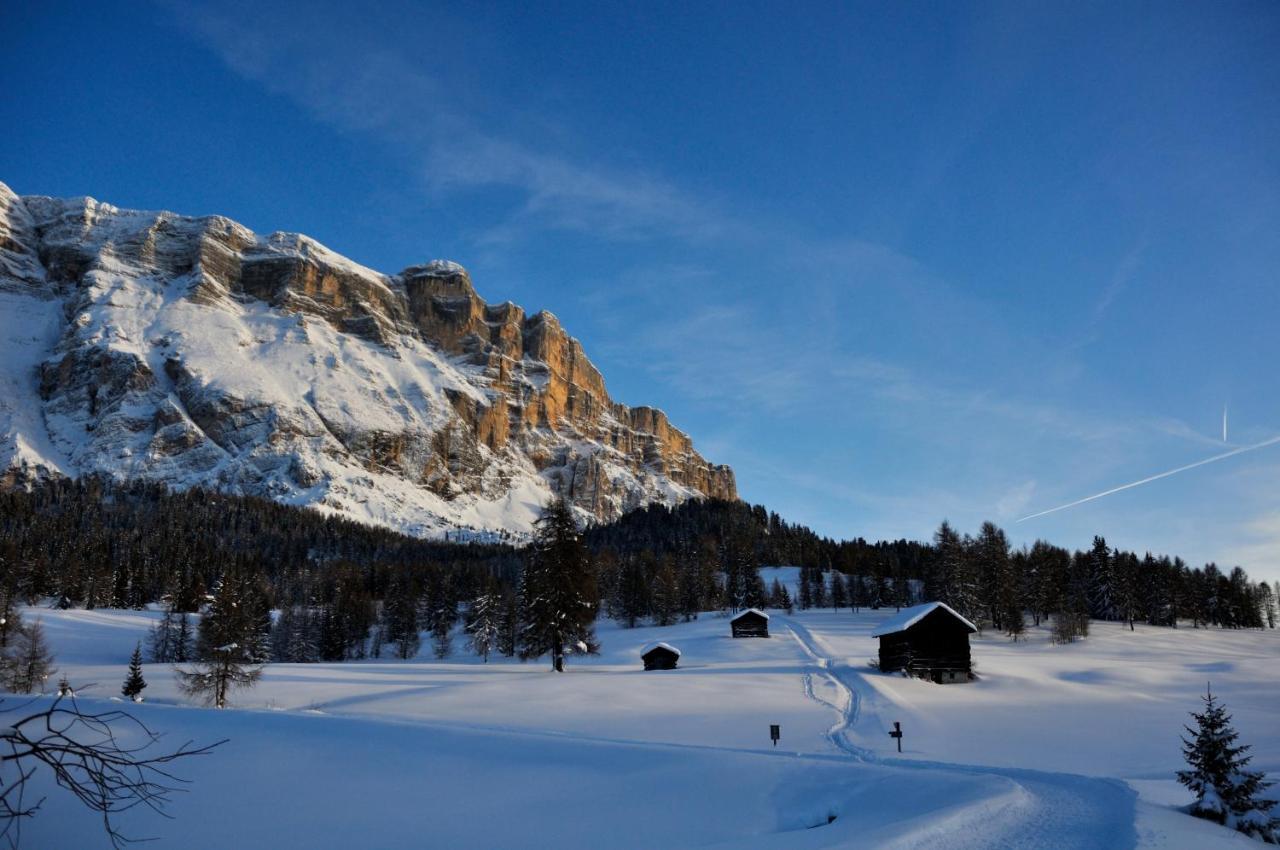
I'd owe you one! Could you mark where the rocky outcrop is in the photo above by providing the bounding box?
[0,182,735,537]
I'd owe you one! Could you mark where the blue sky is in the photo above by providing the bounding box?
[3,1,1278,580]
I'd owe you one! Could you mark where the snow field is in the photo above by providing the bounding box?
[11,595,1279,849]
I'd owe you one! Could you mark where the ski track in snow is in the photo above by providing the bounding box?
[33,602,1263,848]
[785,616,1138,850]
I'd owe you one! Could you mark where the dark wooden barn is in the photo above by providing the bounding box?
[871,602,977,682]
[730,608,770,638]
[641,642,680,670]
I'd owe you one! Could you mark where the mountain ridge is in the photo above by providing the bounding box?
[0,182,735,538]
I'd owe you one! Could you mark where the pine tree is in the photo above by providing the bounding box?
[932,521,964,608]
[150,607,176,663]
[467,590,500,662]
[431,616,452,659]
[651,561,679,627]
[1177,685,1278,842]
[519,498,599,672]
[497,589,519,658]
[777,582,793,614]
[0,586,22,650]
[382,572,420,660]
[1087,536,1115,620]
[849,574,866,612]
[798,568,813,610]
[677,560,702,621]
[741,562,767,611]
[767,578,785,609]
[811,568,829,609]
[830,571,847,611]
[1114,550,1141,630]
[174,612,194,662]
[122,642,147,702]
[974,522,1009,630]
[615,556,650,627]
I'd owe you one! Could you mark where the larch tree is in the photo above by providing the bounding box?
[3,618,56,695]
[177,573,263,709]
[519,498,599,673]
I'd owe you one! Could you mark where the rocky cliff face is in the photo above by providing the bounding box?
[0,183,735,538]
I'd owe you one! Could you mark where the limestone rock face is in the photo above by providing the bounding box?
[0,183,735,537]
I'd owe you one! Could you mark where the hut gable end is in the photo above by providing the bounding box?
[730,608,770,638]
[873,602,975,682]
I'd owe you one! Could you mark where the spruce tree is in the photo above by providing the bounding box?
[651,561,679,627]
[768,579,786,609]
[678,561,703,621]
[1177,685,1278,842]
[811,569,829,609]
[1087,536,1115,620]
[849,574,866,612]
[974,522,1009,629]
[467,590,500,662]
[382,572,420,660]
[519,498,599,672]
[432,603,454,659]
[615,556,650,628]
[0,586,22,650]
[497,589,519,658]
[122,642,147,702]
[174,612,194,662]
[150,607,176,663]
[830,572,847,611]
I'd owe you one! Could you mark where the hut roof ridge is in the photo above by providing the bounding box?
[640,641,681,657]
[870,601,977,637]
[730,608,770,621]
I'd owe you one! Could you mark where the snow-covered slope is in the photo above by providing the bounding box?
[0,183,735,536]
[26,605,1277,849]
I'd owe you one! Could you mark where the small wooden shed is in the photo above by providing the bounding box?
[871,602,977,682]
[641,642,680,670]
[730,608,770,638]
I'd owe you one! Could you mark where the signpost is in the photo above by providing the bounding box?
[889,721,903,753]
[770,724,781,747]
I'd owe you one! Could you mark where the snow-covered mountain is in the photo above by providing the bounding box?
[0,183,735,538]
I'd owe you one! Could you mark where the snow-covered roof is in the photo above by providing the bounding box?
[870,602,977,637]
[730,608,770,621]
[640,642,681,657]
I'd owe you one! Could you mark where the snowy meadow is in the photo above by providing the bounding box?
[11,570,1279,850]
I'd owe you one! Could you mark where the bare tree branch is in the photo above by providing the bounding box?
[1,690,225,849]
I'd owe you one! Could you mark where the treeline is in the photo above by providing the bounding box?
[798,521,1278,642]
[585,498,933,577]
[962,522,1277,635]
[137,499,597,707]
[0,481,1275,670]
[0,477,520,610]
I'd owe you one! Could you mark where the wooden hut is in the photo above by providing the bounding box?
[730,608,770,638]
[641,642,680,670]
[871,602,977,682]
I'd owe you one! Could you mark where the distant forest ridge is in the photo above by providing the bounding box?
[0,478,1274,635]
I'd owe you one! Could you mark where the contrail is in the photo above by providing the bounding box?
[1223,405,1228,442]
[1017,432,1280,523]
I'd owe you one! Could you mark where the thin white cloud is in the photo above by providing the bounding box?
[166,1,730,245]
